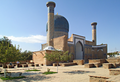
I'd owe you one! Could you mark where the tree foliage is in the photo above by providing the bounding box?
[44,50,72,63]
[0,36,12,46]
[0,36,31,64]
[44,50,72,72]
[107,51,119,55]
[21,50,32,60]
[0,36,32,78]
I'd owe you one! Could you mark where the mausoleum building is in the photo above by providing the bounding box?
[33,1,107,65]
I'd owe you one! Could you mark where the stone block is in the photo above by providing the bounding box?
[7,72,22,77]
[73,60,84,65]
[103,63,113,69]
[84,63,94,68]
[53,63,59,66]
[94,63,102,68]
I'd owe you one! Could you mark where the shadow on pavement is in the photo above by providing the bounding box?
[63,70,95,74]
[1,74,55,82]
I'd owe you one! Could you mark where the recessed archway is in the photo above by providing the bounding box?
[75,41,83,59]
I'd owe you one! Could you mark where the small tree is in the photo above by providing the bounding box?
[0,36,30,77]
[44,50,72,72]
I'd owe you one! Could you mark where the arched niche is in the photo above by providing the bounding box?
[75,41,84,59]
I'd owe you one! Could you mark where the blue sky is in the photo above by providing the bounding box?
[0,0,120,53]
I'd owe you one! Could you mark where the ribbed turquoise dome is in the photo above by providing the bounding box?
[46,15,69,33]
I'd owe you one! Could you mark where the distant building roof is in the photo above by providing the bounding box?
[43,46,55,50]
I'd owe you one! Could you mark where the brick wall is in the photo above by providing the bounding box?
[33,51,46,65]
[53,35,68,51]
[33,50,70,66]
[84,44,107,62]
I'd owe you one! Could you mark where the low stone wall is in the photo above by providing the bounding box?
[59,62,77,67]
[84,62,101,68]
[103,63,120,69]
[53,62,77,67]
[109,69,120,75]
[53,63,59,66]
[73,60,84,65]
[0,63,41,68]
[106,59,120,63]
[89,75,110,82]
[89,59,106,64]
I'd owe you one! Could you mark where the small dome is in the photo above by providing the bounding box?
[46,15,69,33]
[43,46,55,50]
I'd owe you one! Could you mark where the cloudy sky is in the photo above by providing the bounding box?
[0,0,120,52]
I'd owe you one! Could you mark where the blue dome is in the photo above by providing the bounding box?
[46,15,69,33]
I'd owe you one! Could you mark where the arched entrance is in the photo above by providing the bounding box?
[75,41,83,59]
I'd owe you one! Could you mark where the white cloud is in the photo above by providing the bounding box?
[0,35,47,43]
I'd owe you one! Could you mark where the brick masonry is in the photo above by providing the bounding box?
[33,51,46,65]
[53,35,68,51]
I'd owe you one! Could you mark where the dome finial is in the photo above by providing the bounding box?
[57,12,58,15]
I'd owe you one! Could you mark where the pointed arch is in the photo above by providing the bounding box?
[75,41,84,59]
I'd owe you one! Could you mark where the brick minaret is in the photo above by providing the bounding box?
[91,22,97,46]
[46,1,55,46]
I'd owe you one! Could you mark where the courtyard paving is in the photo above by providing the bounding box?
[0,65,120,82]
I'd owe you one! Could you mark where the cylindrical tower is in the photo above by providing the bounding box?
[46,1,56,46]
[91,22,97,46]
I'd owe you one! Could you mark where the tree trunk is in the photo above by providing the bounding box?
[57,62,58,73]
[3,63,7,78]
[4,68,6,78]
